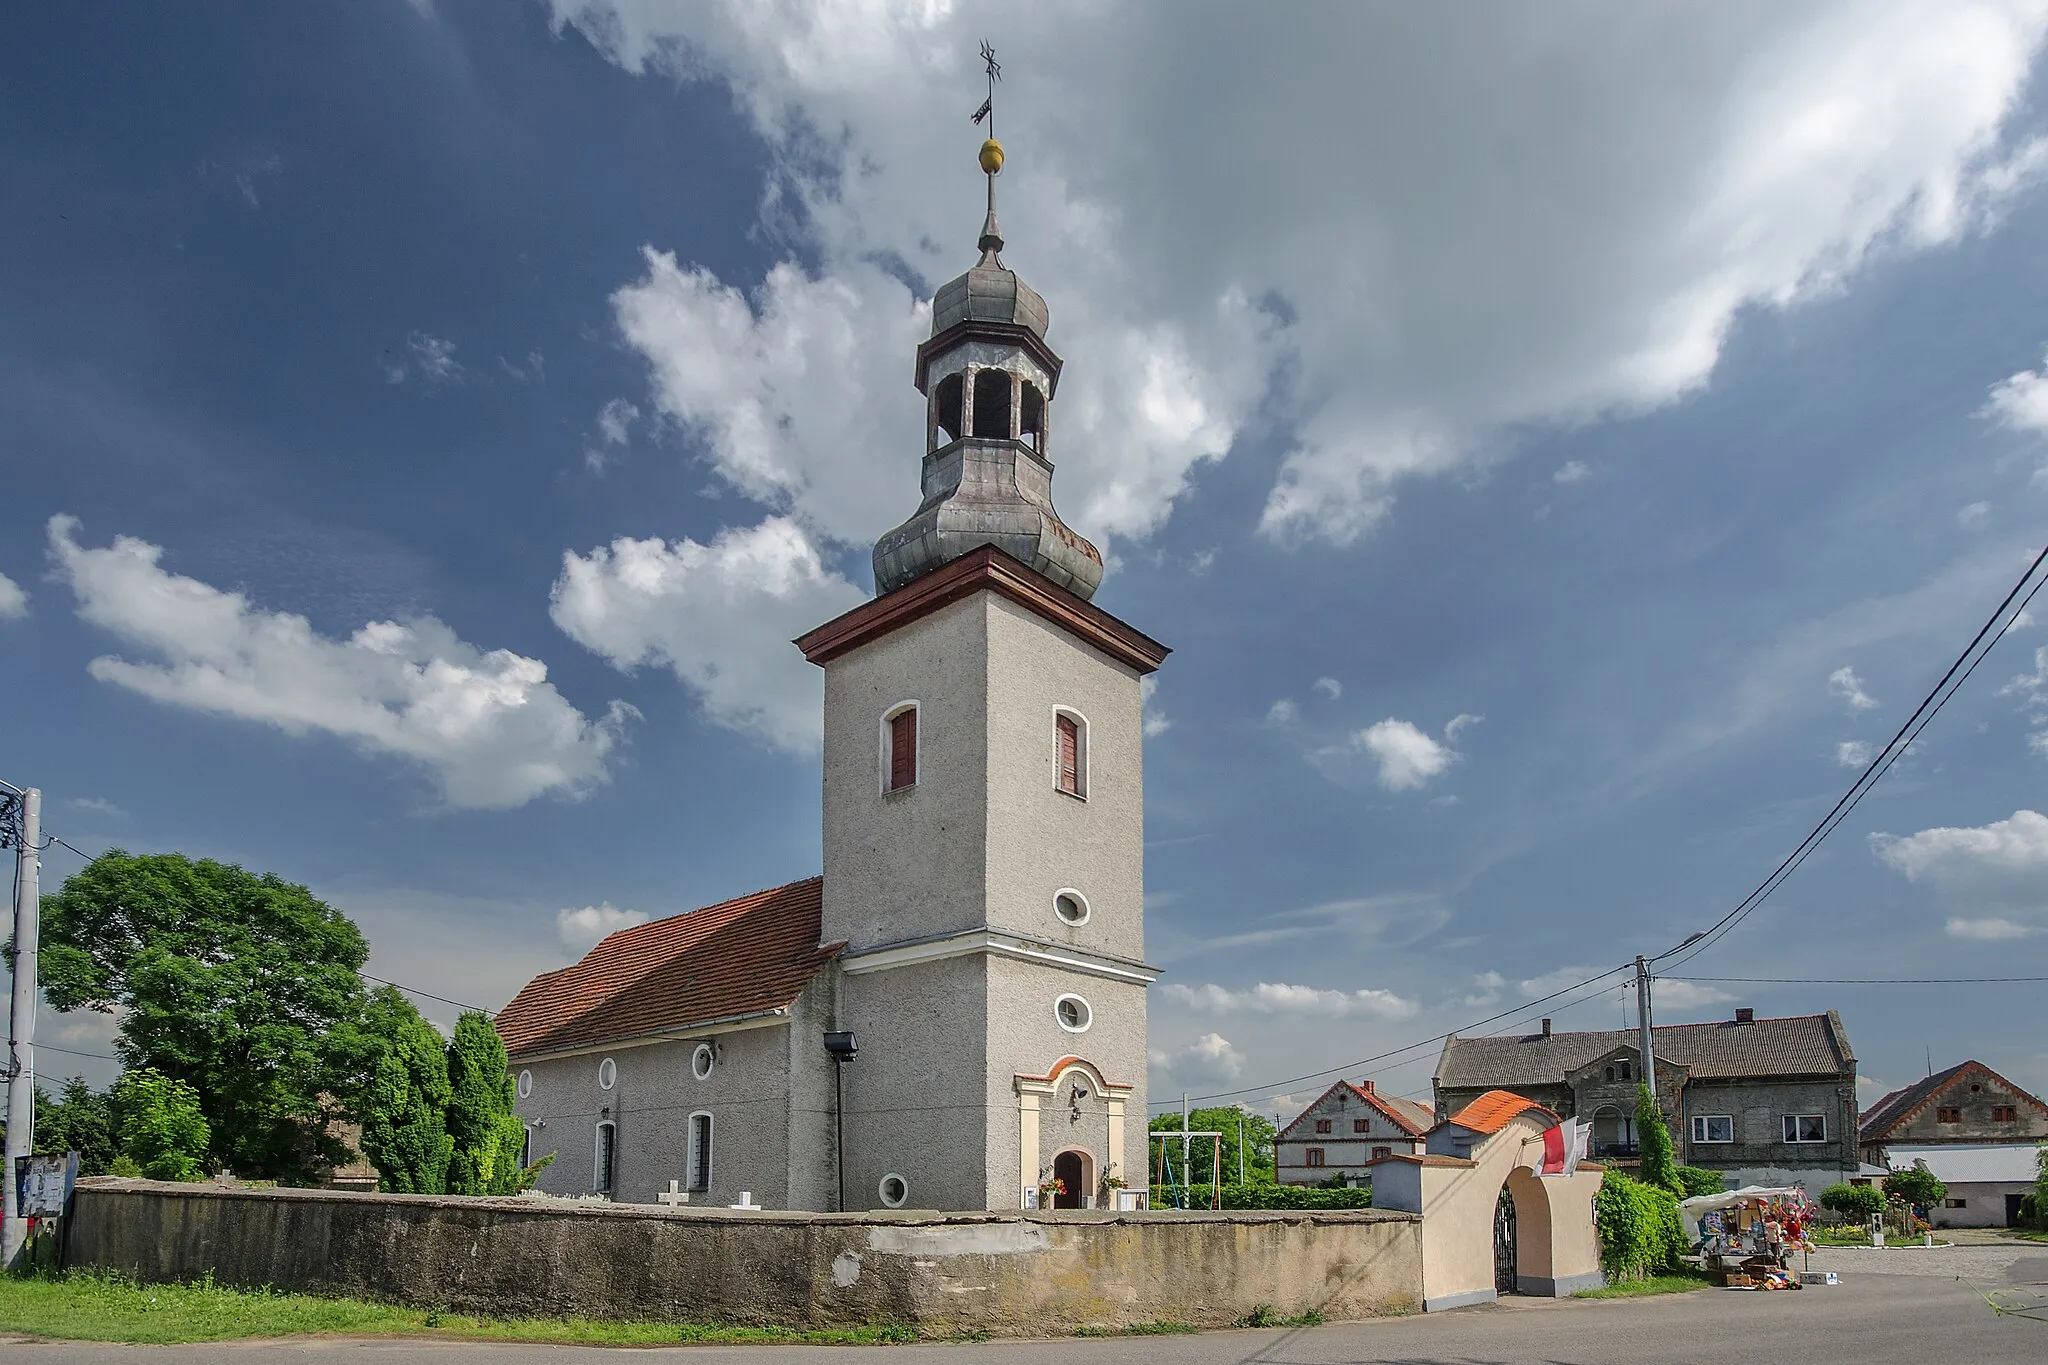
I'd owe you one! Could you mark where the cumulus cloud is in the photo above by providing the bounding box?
[1829,666,1878,711]
[0,571,25,620]
[1266,698,1299,725]
[64,796,125,819]
[1836,739,1874,767]
[1149,1032,1246,1088]
[584,397,641,472]
[1958,500,1992,528]
[1554,460,1592,484]
[1982,346,2048,434]
[558,902,652,952]
[1312,676,1342,700]
[550,516,865,752]
[48,516,629,809]
[1164,980,1419,1021]
[1140,675,1171,737]
[1945,915,2039,940]
[553,0,2048,549]
[1872,808,2048,883]
[1353,717,1458,791]
[1650,979,1736,1011]
[385,331,464,386]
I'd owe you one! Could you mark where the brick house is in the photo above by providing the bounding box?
[1859,1060,2048,1227]
[1275,1080,1432,1185]
[1434,1009,1859,1191]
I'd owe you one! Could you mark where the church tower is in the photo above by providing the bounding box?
[796,125,1167,1212]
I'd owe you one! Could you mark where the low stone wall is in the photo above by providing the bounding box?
[66,1180,1423,1335]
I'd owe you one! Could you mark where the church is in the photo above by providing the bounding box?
[496,131,1167,1214]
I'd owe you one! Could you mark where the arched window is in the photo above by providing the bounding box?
[687,1111,714,1192]
[1020,381,1046,453]
[1619,1060,1632,1081]
[934,372,964,445]
[882,702,919,792]
[1054,709,1087,797]
[594,1120,617,1195]
[972,367,1012,439]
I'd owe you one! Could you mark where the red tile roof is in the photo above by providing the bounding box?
[495,877,842,1060]
[1445,1089,1557,1135]
[1347,1083,1435,1136]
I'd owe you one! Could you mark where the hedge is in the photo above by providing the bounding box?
[1593,1170,1685,1281]
[1820,1183,1884,1222]
[1162,1183,1374,1210]
[1673,1166,1726,1198]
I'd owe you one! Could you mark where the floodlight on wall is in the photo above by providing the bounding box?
[823,1030,860,1059]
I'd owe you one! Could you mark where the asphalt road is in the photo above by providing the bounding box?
[5,1250,2045,1364]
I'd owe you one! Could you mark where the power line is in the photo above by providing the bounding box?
[359,972,489,1015]
[34,1042,120,1062]
[1665,974,2048,985]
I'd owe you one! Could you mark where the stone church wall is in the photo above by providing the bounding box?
[67,1180,1424,1333]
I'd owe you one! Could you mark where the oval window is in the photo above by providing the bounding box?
[879,1174,909,1208]
[517,1069,533,1099]
[1053,889,1089,926]
[693,1043,715,1081]
[1055,994,1092,1033]
[598,1057,617,1090]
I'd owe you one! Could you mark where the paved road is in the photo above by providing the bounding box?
[4,1257,2044,1364]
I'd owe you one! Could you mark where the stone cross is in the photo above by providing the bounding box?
[656,1180,689,1208]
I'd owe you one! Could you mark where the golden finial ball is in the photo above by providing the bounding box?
[979,138,1004,174]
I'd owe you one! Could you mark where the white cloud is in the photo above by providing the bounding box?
[1355,717,1457,791]
[0,572,25,620]
[1945,915,2039,940]
[1554,460,1592,485]
[1958,500,1992,528]
[550,516,865,752]
[1312,676,1342,700]
[1516,965,1625,998]
[558,902,652,952]
[387,331,464,386]
[1149,1032,1246,1088]
[1836,739,1874,767]
[1266,698,1298,725]
[48,515,628,810]
[1872,808,2048,883]
[554,0,2048,549]
[584,397,641,472]
[1163,980,1419,1021]
[1650,979,1736,1011]
[1829,665,1879,710]
[1140,675,1171,737]
[1982,346,2048,434]
[1444,712,1484,742]
[64,796,125,819]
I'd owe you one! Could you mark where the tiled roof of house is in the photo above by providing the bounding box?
[1859,1060,2048,1142]
[1277,1080,1436,1140]
[1435,1012,1854,1090]
[495,877,842,1060]
[1445,1090,1558,1135]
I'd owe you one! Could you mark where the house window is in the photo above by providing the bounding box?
[598,1057,616,1090]
[1306,1148,1326,1168]
[1782,1114,1826,1144]
[517,1069,532,1099]
[1353,1119,1370,1134]
[1055,994,1092,1032]
[879,1174,910,1208]
[687,1112,713,1192]
[594,1120,617,1195]
[1936,1107,1961,1124]
[1993,1105,2018,1122]
[692,1043,715,1081]
[1373,1146,1393,1160]
[1691,1115,1734,1144]
[1945,1198,1968,1208]
[520,1125,533,1171]
[1619,1061,1632,1081]
[1605,1066,1615,1082]
[883,704,919,791]
[1053,889,1090,926]
[1315,1119,1332,1134]
[1055,710,1087,797]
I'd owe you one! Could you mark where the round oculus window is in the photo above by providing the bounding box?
[1053,890,1089,926]
[692,1043,715,1080]
[597,1057,617,1090]
[878,1173,910,1208]
[1055,994,1092,1033]
[517,1070,533,1099]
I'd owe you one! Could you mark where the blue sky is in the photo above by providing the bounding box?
[6,2,2048,1123]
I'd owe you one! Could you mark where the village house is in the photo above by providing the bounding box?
[1434,1009,1859,1191]
[1859,1060,2048,1227]
[495,139,1168,1214]
[1275,1081,1432,1185]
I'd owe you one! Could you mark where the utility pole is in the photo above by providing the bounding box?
[4,784,42,1268]
[1634,954,1657,1097]
[1236,1106,1245,1186]
[1180,1092,1191,1191]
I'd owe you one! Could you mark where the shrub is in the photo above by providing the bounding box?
[1594,1170,1685,1281]
[1884,1166,1947,1211]
[1634,1084,1680,1193]
[1171,1183,1374,1210]
[1673,1166,1725,1199]
[111,1068,211,1181]
[1820,1183,1884,1222]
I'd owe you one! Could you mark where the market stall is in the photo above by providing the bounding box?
[1679,1186,1819,1289]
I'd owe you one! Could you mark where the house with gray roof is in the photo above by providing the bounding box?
[1434,1008,1858,1191]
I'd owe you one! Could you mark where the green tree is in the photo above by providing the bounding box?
[1884,1164,1947,1212]
[34,1078,119,1175]
[1148,1107,1278,1185]
[357,996,453,1194]
[444,1011,530,1196]
[1634,1083,1680,1193]
[38,851,370,1183]
[112,1068,211,1181]
[1820,1182,1884,1222]
[1673,1165,1726,1199]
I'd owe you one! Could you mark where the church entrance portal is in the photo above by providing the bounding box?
[1053,1150,1089,1209]
[1493,1187,1518,1294]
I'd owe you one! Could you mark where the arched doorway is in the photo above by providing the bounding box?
[1052,1149,1092,1209]
[1493,1187,1517,1294]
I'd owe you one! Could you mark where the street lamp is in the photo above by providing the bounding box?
[823,1031,859,1212]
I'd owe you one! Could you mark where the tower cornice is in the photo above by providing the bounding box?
[794,545,1169,675]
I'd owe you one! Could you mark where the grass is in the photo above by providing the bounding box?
[1075,1321,1201,1336]
[1573,1272,1711,1300]
[0,1271,920,1347]
[1231,1304,1325,1329]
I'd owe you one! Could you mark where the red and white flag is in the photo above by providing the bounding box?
[1536,1119,1590,1176]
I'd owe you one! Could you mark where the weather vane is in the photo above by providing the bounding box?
[971,39,1000,136]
